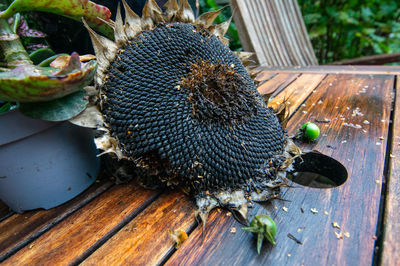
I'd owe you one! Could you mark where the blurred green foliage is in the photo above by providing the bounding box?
[299,0,400,64]
[198,0,241,51]
[200,0,400,64]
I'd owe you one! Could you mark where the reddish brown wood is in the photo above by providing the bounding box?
[1,70,396,265]
[79,72,322,265]
[161,72,327,264]
[1,180,158,265]
[254,71,276,84]
[257,73,299,96]
[166,74,394,265]
[0,179,112,261]
[381,75,400,266]
[82,190,196,265]
[267,73,325,111]
[331,53,400,65]
[255,65,400,75]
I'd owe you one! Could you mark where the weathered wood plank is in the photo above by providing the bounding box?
[166,74,393,265]
[331,52,400,65]
[253,71,276,84]
[79,71,322,265]
[381,75,400,266]
[267,73,326,111]
[255,65,400,75]
[0,71,326,265]
[0,179,113,262]
[160,73,326,264]
[257,73,299,96]
[107,71,325,265]
[229,0,317,66]
[82,190,196,265]
[1,180,159,265]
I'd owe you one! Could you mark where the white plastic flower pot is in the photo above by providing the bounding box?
[0,110,100,213]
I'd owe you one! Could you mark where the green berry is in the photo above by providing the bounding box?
[301,122,320,141]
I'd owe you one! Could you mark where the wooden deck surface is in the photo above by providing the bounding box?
[1,66,399,265]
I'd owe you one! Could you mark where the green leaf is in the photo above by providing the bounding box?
[303,13,322,24]
[0,0,113,38]
[0,102,12,114]
[309,25,327,39]
[264,228,276,245]
[242,227,259,234]
[363,28,376,35]
[205,0,219,10]
[256,232,263,255]
[19,89,88,121]
[325,7,338,18]
[361,7,373,20]
[0,53,96,102]
[379,2,397,17]
[29,48,55,65]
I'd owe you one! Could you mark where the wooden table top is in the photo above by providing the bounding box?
[1,65,399,265]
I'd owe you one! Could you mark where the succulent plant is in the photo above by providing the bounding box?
[0,0,110,121]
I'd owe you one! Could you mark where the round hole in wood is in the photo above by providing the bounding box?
[287,152,348,188]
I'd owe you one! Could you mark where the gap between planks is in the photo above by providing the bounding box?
[0,72,328,265]
[158,72,328,264]
[0,179,113,262]
[80,191,196,265]
[80,72,326,265]
[372,74,396,265]
[380,75,400,266]
[164,72,326,263]
[1,180,160,265]
[166,74,394,265]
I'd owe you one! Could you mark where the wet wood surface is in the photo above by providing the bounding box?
[167,74,393,265]
[0,67,397,265]
[1,180,158,265]
[82,191,196,265]
[381,75,400,266]
[0,180,112,261]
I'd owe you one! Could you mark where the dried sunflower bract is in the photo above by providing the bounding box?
[75,0,301,225]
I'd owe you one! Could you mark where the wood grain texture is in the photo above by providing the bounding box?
[82,190,196,265]
[254,71,277,84]
[1,71,396,265]
[80,71,322,265]
[166,74,394,265]
[0,180,112,262]
[381,75,400,266]
[229,0,317,67]
[255,65,400,75]
[331,52,400,65]
[1,180,158,265]
[228,0,255,55]
[257,73,299,96]
[267,73,326,111]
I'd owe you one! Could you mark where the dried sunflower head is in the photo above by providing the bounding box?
[74,0,300,224]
